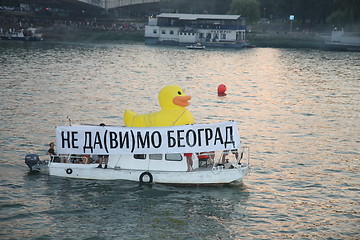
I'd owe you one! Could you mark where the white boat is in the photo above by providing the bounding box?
[25,148,249,185]
[0,28,43,41]
[25,147,250,185]
[25,121,250,185]
[186,43,205,49]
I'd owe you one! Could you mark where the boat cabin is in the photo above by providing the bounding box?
[108,153,199,172]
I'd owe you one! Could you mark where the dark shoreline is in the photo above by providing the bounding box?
[247,33,327,49]
[39,26,144,42]
[38,26,328,49]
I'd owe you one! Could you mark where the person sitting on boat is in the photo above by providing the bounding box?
[97,123,109,169]
[97,155,109,169]
[81,155,92,164]
[196,151,215,166]
[46,142,55,156]
[72,155,92,164]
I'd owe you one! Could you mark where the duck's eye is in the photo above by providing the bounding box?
[177,91,182,95]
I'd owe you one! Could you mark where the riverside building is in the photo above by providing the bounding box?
[145,13,249,48]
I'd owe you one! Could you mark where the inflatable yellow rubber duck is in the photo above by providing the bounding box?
[124,85,194,127]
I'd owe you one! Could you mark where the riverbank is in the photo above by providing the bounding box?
[0,10,332,49]
[38,25,329,49]
[246,21,329,49]
[247,33,327,49]
[39,25,144,42]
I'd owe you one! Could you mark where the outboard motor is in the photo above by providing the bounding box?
[25,154,40,171]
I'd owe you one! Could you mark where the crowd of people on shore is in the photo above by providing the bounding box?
[0,12,144,37]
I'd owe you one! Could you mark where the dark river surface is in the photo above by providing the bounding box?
[0,40,359,239]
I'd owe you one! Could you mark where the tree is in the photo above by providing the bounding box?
[257,0,334,24]
[159,0,232,14]
[228,0,260,23]
[327,0,360,26]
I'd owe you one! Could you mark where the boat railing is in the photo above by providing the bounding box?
[196,147,250,169]
[50,154,90,164]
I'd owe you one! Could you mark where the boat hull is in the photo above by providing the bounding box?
[48,162,249,184]
[145,37,249,49]
[0,36,43,41]
[186,45,205,50]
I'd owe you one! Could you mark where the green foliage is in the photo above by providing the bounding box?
[257,0,333,24]
[256,0,359,26]
[228,0,260,23]
[327,0,360,25]
[159,0,232,14]
[2,0,358,28]
[0,0,19,6]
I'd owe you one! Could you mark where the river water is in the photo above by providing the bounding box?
[0,41,359,239]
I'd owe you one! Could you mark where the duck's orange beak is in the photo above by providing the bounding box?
[173,95,191,107]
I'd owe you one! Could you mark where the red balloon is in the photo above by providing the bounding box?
[217,84,227,94]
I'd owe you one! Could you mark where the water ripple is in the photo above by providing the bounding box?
[0,42,359,239]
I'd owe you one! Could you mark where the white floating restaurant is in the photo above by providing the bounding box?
[145,13,249,48]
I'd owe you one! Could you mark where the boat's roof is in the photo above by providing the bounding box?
[157,13,243,21]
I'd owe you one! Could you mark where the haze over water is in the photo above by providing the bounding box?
[0,41,359,239]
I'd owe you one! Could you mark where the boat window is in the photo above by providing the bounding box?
[153,29,157,34]
[165,153,182,161]
[170,30,174,35]
[162,30,166,34]
[149,154,162,160]
[134,154,146,159]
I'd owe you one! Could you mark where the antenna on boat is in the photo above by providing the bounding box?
[67,116,72,126]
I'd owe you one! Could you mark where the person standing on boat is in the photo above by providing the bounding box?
[97,155,109,168]
[47,142,56,156]
[184,153,193,172]
[97,123,109,169]
[47,142,61,162]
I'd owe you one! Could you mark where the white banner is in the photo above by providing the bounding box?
[56,121,240,155]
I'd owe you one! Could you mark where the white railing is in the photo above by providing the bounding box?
[77,0,161,10]
[196,147,250,169]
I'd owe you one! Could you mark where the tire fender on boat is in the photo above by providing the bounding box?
[66,168,73,174]
[139,172,153,184]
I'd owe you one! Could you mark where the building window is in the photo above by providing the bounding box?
[221,33,226,39]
